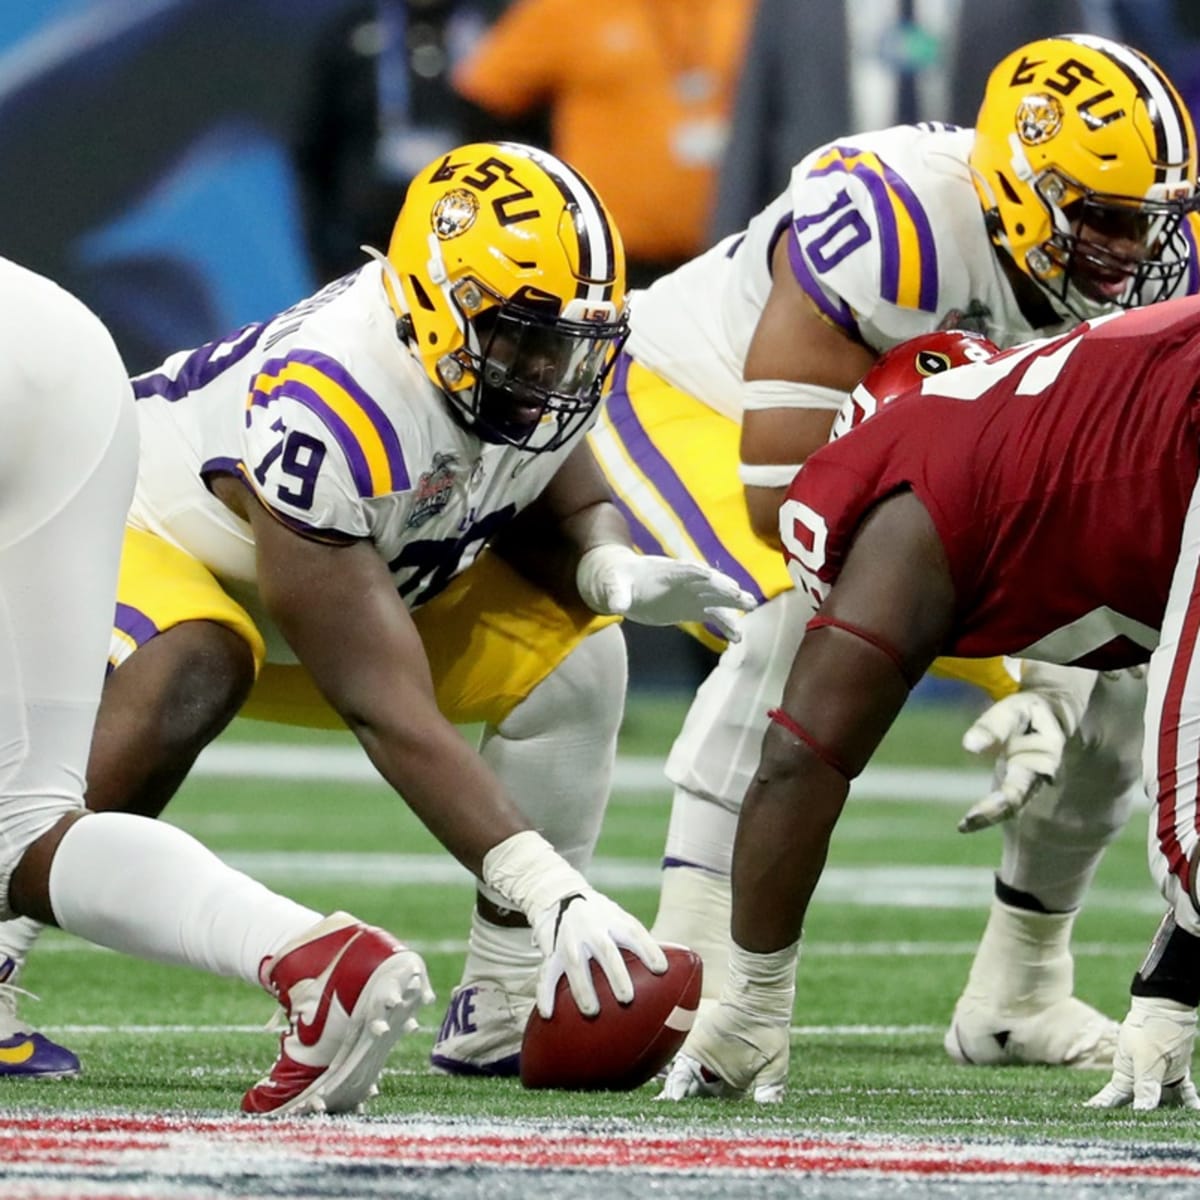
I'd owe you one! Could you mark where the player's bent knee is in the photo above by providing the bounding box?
[0,802,84,921]
[89,622,257,814]
[119,621,255,745]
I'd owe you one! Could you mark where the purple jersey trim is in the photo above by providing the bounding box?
[247,350,410,496]
[809,148,938,311]
[201,458,360,544]
[113,602,160,651]
[133,323,264,402]
[786,226,858,333]
[606,355,764,605]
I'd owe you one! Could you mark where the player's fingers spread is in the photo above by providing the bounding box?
[659,1053,706,1100]
[957,791,1012,833]
[535,966,561,1020]
[619,927,668,974]
[595,943,635,1004]
[703,606,741,643]
[699,572,755,606]
[566,957,601,1016]
[961,720,1005,755]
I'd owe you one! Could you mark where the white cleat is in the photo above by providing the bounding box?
[429,979,532,1077]
[945,995,1119,1070]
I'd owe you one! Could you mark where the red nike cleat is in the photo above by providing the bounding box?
[242,912,433,1117]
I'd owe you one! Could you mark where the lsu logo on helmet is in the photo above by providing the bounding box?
[970,34,1197,320]
[1015,94,1064,146]
[431,189,480,239]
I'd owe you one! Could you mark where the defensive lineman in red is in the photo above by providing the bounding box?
[666,295,1200,1110]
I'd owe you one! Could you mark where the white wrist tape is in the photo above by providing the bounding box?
[481,829,590,919]
[742,379,848,412]
[738,461,803,488]
[575,543,637,614]
[722,938,801,1023]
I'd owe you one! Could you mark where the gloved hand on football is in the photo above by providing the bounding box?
[576,543,756,642]
[658,940,797,1103]
[958,662,1096,833]
[531,888,667,1018]
[480,830,666,1019]
[1086,996,1200,1112]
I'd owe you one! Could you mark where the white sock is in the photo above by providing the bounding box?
[650,864,732,1001]
[48,812,321,987]
[0,915,43,975]
[460,910,540,996]
[960,896,1075,1014]
[662,787,739,874]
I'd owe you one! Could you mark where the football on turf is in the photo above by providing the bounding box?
[520,943,703,1090]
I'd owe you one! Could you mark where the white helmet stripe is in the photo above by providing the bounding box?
[1068,34,1190,185]
[500,142,616,303]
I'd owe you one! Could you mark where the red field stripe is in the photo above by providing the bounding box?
[3,1117,1198,1182]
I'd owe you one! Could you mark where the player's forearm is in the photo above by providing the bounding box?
[350,711,528,876]
[730,733,849,952]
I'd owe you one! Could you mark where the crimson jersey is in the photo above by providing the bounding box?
[780,295,1200,671]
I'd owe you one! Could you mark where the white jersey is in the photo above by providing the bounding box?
[129,264,583,663]
[628,123,1198,422]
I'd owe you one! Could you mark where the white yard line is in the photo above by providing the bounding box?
[193,743,999,805]
[35,933,1144,958]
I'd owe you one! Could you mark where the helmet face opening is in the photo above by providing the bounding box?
[969,35,1198,322]
[1034,184,1194,313]
[383,141,628,455]
[442,286,629,452]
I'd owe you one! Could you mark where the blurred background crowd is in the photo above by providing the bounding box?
[5,0,1198,689]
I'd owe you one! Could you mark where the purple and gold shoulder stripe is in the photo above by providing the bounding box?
[246,350,411,498]
[796,145,939,313]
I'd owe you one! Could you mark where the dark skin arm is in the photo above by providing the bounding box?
[212,475,529,877]
[731,491,957,951]
[489,440,633,603]
[740,233,877,547]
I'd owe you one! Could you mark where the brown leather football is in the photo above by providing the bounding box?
[520,943,703,1091]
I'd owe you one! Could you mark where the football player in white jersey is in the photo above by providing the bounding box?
[0,255,436,1115]
[0,143,754,1080]
[588,33,1200,1075]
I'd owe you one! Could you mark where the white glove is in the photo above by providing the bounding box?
[480,830,666,1019]
[959,661,1096,833]
[658,940,797,1103]
[530,889,666,1018]
[1086,996,1200,1111]
[576,544,756,643]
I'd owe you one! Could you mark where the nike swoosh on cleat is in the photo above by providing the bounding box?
[295,929,393,1049]
[0,1042,35,1065]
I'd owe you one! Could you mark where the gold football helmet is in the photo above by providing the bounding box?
[377,142,627,452]
[970,34,1197,319]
